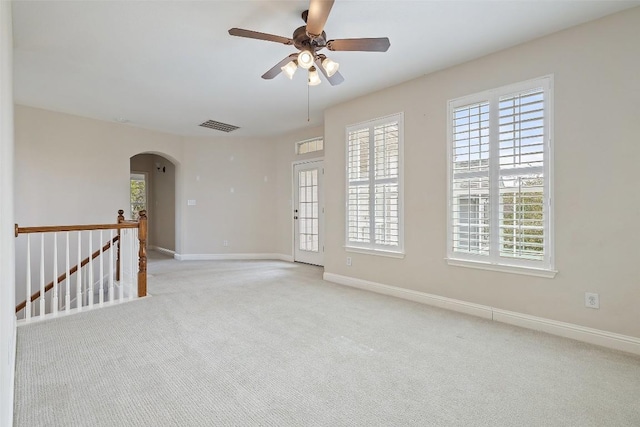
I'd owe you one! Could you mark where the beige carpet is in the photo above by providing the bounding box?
[14,254,640,426]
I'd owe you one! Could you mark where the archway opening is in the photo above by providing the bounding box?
[130,153,176,254]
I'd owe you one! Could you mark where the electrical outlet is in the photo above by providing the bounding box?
[223,240,228,247]
[346,257,352,266]
[585,292,599,309]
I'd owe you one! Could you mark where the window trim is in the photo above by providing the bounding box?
[345,112,405,255]
[446,76,555,276]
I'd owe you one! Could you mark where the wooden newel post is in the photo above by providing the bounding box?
[116,209,125,281]
[137,210,147,297]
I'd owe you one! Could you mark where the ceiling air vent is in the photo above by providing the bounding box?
[199,120,240,133]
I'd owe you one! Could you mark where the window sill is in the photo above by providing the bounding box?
[446,258,557,278]
[345,246,405,259]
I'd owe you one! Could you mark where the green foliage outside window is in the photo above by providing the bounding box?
[500,177,544,259]
[130,177,146,220]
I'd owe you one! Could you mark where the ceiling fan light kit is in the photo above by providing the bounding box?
[228,0,390,87]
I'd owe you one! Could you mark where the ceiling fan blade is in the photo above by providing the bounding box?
[261,54,298,80]
[327,37,391,52]
[314,57,344,86]
[228,28,293,45]
[306,0,335,38]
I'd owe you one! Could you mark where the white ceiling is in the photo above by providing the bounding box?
[12,0,640,138]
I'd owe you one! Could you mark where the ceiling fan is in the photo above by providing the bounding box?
[228,0,390,86]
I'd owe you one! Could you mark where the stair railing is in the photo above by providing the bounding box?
[14,210,147,322]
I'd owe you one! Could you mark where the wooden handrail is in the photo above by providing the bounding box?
[15,222,138,236]
[15,236,119,313]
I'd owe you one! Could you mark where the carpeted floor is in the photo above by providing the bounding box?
[14,254,640,426]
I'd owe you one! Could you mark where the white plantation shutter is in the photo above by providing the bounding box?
[347,113,403,252]
[374,122,399,246]
[451,102,491,256]
[347,128,371,244]
[498,88,546,261]
[448,77,553,271]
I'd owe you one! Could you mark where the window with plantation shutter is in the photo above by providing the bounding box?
[447,77,554,275]
[347,113,403,254]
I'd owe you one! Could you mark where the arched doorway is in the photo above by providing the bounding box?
[130,153,176,255]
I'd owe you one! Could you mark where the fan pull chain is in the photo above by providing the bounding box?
[307,83,310,122]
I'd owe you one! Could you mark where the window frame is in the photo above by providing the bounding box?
[446,76,555,277]
[296,137,324,155]
[345,112,404,256]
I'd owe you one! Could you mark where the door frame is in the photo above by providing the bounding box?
[291,158,324,266]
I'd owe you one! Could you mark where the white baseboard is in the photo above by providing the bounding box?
[323,272,640,356]
[175,253,293,262]
[149,245,175,256]
[323,273,492,319]
[491,309,640,356]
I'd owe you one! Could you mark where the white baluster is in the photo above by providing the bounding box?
[65,232,70,313]
[119,229,125,302]
[109,229,114,303]
[25,234,31,321]
[130,229,137,300]
[39,234,45,318]
[88,231,93,308]
[52,233,58,315]
[99,230,104,306]
[77,231,82,310]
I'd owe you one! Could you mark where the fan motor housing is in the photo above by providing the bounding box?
[293,26,326,52]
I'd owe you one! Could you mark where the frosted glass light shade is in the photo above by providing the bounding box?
[321,57,339,77]
[281,61,298,79]
[297,50,314,70]
[308,66,321,86]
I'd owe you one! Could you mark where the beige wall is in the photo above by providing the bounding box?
[179,136,278,255]
[323,8,640,338]
[0,1,15,424]
[175,126,324,258]
[14,106,183,228]
[151,155,176,251]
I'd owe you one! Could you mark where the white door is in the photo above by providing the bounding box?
[294,161,324,266]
